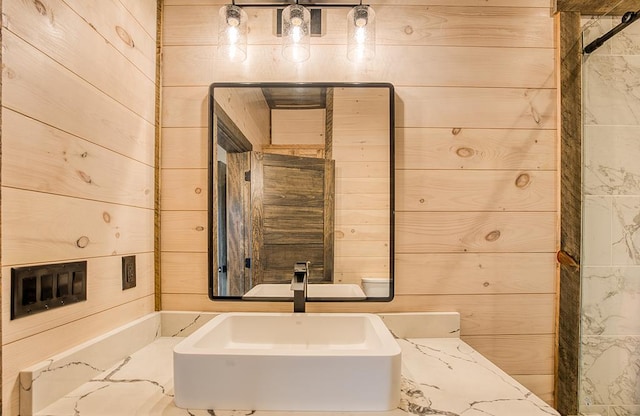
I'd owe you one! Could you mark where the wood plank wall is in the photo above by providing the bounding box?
[332,87,391,285]
[1,0,157,414]
[160,0,558,405]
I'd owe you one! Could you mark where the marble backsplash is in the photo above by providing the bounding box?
[580,14,640,416]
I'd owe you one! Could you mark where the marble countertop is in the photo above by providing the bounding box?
[36,335,559,416]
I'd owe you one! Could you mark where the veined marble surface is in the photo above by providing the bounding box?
[36,335,558,416]
[580,13,640,415]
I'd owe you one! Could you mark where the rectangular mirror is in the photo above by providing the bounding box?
[208,82,394,301]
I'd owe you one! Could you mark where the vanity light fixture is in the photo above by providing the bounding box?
[218,4,248,62]
[281,4,311,63]
[347,4,375,61]
[217,1,376,63]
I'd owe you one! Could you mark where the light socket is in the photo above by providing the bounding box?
[122,255,136,290]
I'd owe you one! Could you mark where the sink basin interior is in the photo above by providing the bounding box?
[173,312,401,412]
[194,313,383,351]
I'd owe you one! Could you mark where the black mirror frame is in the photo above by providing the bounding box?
[207,82,395,303]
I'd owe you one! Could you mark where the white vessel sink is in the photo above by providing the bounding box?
[242,283,367,300]
[173,312,401,411]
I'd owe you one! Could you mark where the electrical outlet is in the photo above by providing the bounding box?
[122,255,136,290]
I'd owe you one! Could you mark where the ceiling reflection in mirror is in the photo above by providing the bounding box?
[208,83,394,301]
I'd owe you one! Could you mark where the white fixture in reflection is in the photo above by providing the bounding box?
[281,4,311,63]
[173,312,401,411]
[242,283,367,299]
[217,2,376,62]
[218,4,248,62]
[347,4,375,61]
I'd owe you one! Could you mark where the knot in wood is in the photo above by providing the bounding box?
[115,25,135,47]
[33,0,47,16]
[404,25,414,35]
[515,173,531,188]
[194,187,202,194]
[76,170,92,184]
[456,147,474,158]
[76,236,90,248]
[485,230,501,242]
[102,212,111,223]
[195,226,205,232]
[451,128,462,136]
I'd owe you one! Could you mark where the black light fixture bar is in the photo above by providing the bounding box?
[584,10,640,54]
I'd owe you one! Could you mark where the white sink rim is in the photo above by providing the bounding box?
[173,312,401,411]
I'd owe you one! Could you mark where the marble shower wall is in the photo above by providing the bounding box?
[580,15,640,416]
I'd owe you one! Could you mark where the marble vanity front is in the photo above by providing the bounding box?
[21,311,559,416]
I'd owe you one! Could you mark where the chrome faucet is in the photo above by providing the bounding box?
[291,261,309,313]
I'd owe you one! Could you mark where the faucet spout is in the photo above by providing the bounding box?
[291,261,309,313]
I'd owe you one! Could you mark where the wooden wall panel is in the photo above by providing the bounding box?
[395,253,557,294]
[3,109,154,209]
[161,128,208,169]
[4,0,156,123]
[272,109,326,145]
[215,87,270,149]
[160,1,558,407]
[396,170,556,211]
[163,5,553,48]
[161,169,208,211]
[2,32,154,166]
[161,293,556,336]
[396,128,557,170]
[62,0,156,78]
[554,0,640,15]
[1,0,157,414]
[164,44,554,88]
[165,0,551,7]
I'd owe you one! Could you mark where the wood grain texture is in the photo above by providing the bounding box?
[395,253,557,294]
[396,170,556,212]
[463,334,555,374]
[3,188,154,265]
[396,212,556,253]
[163,44,554,89]
[62,0,156,78]
[2,0,158,413]
[163,5,553,48]
[554,0,640,15]
[214,88,270,149]
[556,11,582,416]
[3,31,155,166]
[396,128,557,170]
[272,109,326,145]
[397,86,556,129]
[3,110,154,209]
[161,128,208,169]
[513,375,555,405]
[160,210,208,252]
[4,0,156,123]
[160,169,207,211]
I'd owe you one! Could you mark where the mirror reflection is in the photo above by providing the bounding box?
[208,83,394,301]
